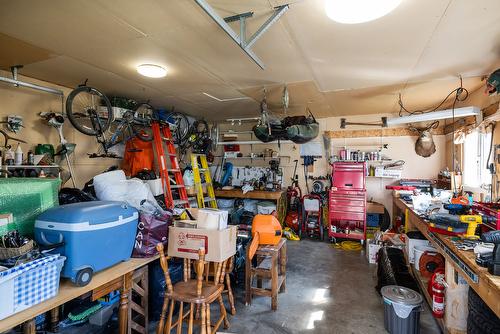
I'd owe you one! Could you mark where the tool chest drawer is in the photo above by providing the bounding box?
[329,195,366,208]
[331,162,366,189]
[329,211,365,222]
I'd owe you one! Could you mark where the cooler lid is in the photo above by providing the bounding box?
[381,285,422,305]
[36,201,137,225]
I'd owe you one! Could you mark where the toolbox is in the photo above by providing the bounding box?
[329,162,367,241]
[34,201,139,286]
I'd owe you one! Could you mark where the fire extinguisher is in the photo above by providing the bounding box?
[429,270,446,318]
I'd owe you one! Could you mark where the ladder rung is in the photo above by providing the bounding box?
[173,199,189,205]
[162,137,172,141]
[167,153,177,157]
[170,185,185,189]
[203,197,216,202]
[167,169,181,172]
[199,168,209,172]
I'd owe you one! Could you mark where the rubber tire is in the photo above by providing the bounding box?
[166,111,190,145]
[467,288,500,334]
[75,267,93,287]
[66,86,112,136]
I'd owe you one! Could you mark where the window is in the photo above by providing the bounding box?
[462,129,492,189]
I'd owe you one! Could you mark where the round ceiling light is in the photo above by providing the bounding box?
[325,0,403,24]
[137,64,167,78]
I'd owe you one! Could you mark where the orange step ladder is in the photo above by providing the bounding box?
[152,122,189,210]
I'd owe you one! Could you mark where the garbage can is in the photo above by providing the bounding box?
[381,285,423,334]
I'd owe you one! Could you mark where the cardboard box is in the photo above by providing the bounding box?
[168,225,237,262]
[404,233,431,264]
[197,208,228,230]
[375,167,403,178]
[366,239,381,264]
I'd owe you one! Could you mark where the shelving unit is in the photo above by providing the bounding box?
[409,265,445,332]
[3,165,59,169]
[217,140,294,145]
[213,155,291,161]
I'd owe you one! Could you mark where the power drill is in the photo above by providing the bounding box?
[481,230,500,275]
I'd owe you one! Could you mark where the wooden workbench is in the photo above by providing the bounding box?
[0,256,158,334]
[215,189,286,223]
[215,189,284,201]
[393,197,500,318]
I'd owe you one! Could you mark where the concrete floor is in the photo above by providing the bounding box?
[225,239,441,334]
[27,239,441,334]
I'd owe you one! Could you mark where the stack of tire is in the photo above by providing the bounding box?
[467,288,500,333]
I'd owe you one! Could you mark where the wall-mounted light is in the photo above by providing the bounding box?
[137,64,167,78]
[325,0,403,24]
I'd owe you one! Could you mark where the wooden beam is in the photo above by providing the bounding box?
[324,126,444,139]
[444,103,500,134]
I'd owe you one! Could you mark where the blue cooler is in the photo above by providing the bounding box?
[35,201,138,286]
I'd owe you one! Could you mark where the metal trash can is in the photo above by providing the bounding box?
[381,285,423,334]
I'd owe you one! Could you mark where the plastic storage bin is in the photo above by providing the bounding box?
[0,255,65,320]
[381,285,423,334]
[34,201,138,286]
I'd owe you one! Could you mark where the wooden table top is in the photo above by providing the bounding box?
[215,189,284,200]
[0,256,158,332]
[393,198,500,317]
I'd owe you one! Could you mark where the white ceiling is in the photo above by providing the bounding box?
[0,0,499,120]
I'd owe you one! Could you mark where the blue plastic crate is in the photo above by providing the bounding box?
[366,213,381,227]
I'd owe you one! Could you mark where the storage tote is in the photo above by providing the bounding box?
[0,255,65,320]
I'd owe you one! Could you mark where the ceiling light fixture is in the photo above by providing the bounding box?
[325,0,402,24]
[137,64,167,78]
[386,106,481,126]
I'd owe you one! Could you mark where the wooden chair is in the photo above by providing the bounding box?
[156,244,229,334]
[203,256,236,316]
[223,257,237,315]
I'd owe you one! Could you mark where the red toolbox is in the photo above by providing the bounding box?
[329,162,367,242]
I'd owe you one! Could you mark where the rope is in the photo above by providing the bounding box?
[331,240,363,251]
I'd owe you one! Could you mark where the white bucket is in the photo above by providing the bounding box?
[257,201,276,215]
[414,245,437,271]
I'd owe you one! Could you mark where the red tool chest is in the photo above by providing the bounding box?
[329,162,367,242]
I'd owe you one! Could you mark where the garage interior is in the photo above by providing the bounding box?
[0,1,499,333]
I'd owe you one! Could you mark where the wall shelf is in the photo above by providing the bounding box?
[217,140,294,145]
[214,155,291,161]
[3,165,59,169]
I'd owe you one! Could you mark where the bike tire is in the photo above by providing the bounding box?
[132,103,154,142]
[165,111,191,145]
[66,86,113,136]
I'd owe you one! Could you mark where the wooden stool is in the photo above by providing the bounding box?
[245,238,287,311]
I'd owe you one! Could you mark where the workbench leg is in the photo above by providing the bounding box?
[245,248,252,306]
[279,242,287,293]
[119,272,133,334]
[22,319,35,334]
[50,307,60,332]
[271,254,278,311]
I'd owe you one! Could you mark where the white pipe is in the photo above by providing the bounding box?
[386,106,481,126]
[0,75,64,96]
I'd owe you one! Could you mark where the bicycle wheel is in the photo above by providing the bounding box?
[132,103,154,142]
[166,111,190,145]
[66,86,113,136]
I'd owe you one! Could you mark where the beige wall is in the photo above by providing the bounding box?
[0,70,117,187]
[216,114,447,214]
[1,72,449,215]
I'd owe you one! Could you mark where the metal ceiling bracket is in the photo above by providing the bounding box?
[340,117,387,129]
[194,0,290,70]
